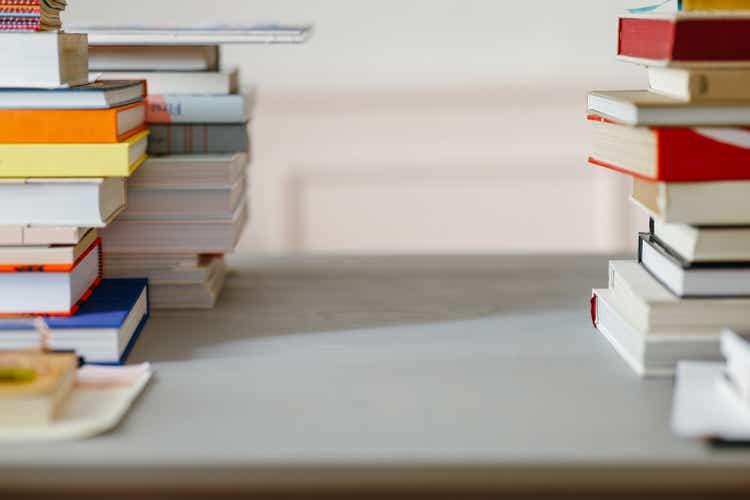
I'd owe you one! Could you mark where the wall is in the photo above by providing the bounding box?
[66,0,649,254]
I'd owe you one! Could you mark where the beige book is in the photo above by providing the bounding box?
[0,229,97,266]
[0,352,78,426]
[649,67,750,101]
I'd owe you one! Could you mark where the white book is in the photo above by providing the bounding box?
[0,242,100,315]
[0,229,97,266]
[92,68,239,95]
[75,25,312,46]
[0,81,146,110]
[0,178,125,227]
[128,153,248,188]
[0,32,88,88]
[592,288,721,377]
[89,45,219,71]
[652,219,750,263]
[609,260,750,334]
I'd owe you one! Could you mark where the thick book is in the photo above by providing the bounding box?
[146,94,252,124]
[123,175,246,219]
[0,352,77,426]
[652,218,750,263]
[607,260,750,333]
[95,68,239,95]
[101,203,247,254]
[588,90,750,126]
[631,0,750,11]
[649,67,750,101]
[0,226,90,246]
[89,45,220,71]
[75,24,312,45]
[0,178,125,227]
[0,80,146,110]
[0,238,102,316]
[0,102,146,143]
[0,228,97,269]
[128,153,248,188]
[639,233,750,297]
[588,115,750,182]
[0,32,86,87]
[632,177,750,225]
[147,124,248,155]
[591,288,721,377]
[0,278,149,365]
[618,13,750,65]
[0,130,148,177]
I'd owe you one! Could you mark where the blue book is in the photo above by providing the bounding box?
[0,279,149,365]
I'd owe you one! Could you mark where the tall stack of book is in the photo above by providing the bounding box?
[588,0,750,377]
[0,19,150,364]
[88,43,251,309]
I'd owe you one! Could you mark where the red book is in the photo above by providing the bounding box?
[618,14,750,63]
[589,115,750,182]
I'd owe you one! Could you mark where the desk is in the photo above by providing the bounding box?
[2,255,750,499]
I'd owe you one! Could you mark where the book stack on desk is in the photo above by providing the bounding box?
[0,27,150,365]
[588,1,750,377]
[91,43,251,309]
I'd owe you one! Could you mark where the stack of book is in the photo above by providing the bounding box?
[0,0,67,32]
[0,27,150,365]
[588,0,750,377]
[90,42,251,309]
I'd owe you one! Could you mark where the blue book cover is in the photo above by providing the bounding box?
[0,278,149,365]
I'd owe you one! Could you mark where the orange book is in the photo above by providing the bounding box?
[0,101,146,144]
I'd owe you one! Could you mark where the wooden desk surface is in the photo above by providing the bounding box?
[2,255,750,498]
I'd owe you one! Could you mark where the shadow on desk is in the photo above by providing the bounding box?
[128,255,614,363]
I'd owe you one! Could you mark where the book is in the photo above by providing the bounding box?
[608,260,750,333]
[0,278,149,365]
[0,0,67,32]
[0,130,148,177]
[0,178,125,227]
[0,228,97,268]
[0,238,101,316]
[128,153,248,188]
[0,102,146,144]
[105,254,220,284]
[631,0,750,12]
[147,124,248,155]
[122,175,246,219]
[0,352,77,425]
[100,203,247,253]
[95,68,239,95]
[588,115,750,182]
[0,226,90,246]
[618,13,750,65]
[639,233,750,297]
[588,90,750,126]
[649,67,750,101]
[652,218,750,262]
[0,32,86,87]
[104,253,201,270]
[591,288,722,377]
[0,80,146,110]
[146,94,252,124]
[74,24,312,45]
[145,258,226,309]
[632,177,750,225]
[89,45,220,71]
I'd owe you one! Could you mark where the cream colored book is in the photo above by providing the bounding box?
[0,352,78,426]
[649,67,750,101]
[0,229,97,267]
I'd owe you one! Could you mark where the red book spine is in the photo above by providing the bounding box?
[618,18,675,60]
[658,129,750,182]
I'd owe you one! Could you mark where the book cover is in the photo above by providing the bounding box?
[0,81,146,110]
[147,124,248,155]
[0,102,146,143]
[146,94,251,124]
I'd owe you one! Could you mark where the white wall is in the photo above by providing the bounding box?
[66,0,649,254]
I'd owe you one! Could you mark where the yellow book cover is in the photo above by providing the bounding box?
[0,130,149,178]
[683,0,750,9]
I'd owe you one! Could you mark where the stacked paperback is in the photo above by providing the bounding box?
[0,25,149,365]
[91,38,251,309]
[589,0,750,377]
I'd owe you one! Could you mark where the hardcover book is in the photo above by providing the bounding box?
[0,31,86,87]
[0,81,146,110]
[146,94,252,124]
[147,124,248,155]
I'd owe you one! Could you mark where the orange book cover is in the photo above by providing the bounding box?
[0,101,147,144]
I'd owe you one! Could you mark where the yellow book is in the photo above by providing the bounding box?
[682,0,750,9]
[0,130,148,178]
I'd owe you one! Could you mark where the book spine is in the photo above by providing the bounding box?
[146,95,247,124]
[147,124,249,154]
[659,128,750,182]
[683,0,750,9]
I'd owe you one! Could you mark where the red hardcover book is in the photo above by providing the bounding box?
[588,115,750,182]
[618,15,750,63]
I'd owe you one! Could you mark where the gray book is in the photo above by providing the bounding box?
[147,124,249,155]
